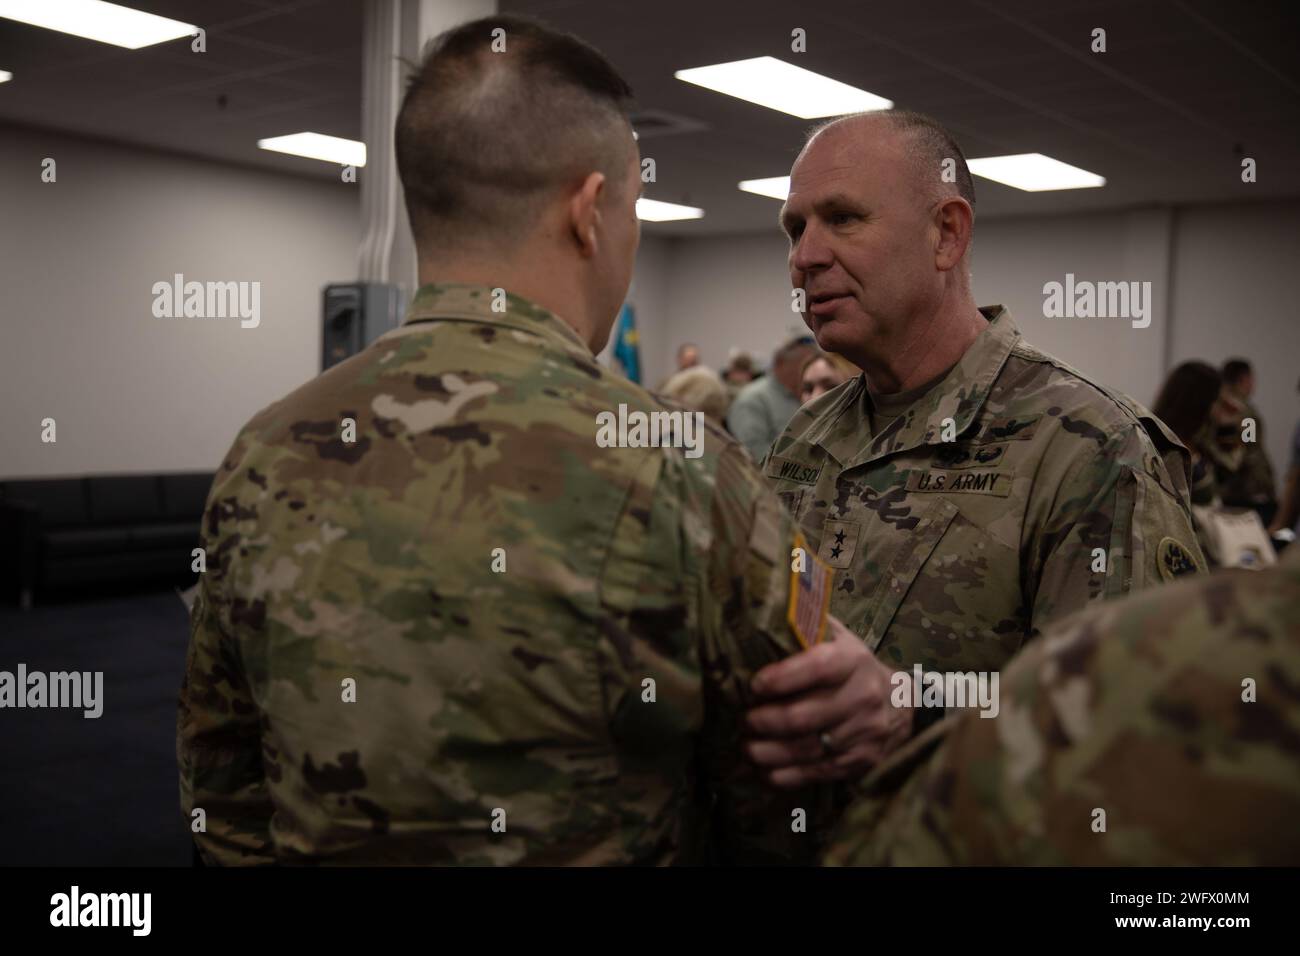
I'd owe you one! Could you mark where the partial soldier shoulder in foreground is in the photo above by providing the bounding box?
[825,546,1300,865]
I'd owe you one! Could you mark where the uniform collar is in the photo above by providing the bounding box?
[400,282,594,359]
[804,305,1019,469]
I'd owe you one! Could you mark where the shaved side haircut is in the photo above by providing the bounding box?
[395,15,635,253]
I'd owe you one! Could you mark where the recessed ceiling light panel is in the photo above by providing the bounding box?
[636,198,704,222]
[0,0,197,50]
[968,153,1105,191]
[675,56,891,119]
[258,133,367,167]
[738,176,790,200]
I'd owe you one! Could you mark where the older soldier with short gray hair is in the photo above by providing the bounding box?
[743,110,1205,789]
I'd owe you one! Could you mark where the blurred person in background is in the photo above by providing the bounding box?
[1153,361,1278,568]
[799,352,857,404]
[659,364,732,427]
[724,349,756,381]
[723,350,758,406]
[656,342,705,390]
[1152,361,1223,507]
[1268,376,1300,540]
[1216,358,1278,526]
[727,337,817,461]
[676,342,700,372]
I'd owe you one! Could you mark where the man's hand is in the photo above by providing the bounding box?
[744,616,912,788]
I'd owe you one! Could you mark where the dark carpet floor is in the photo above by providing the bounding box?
[0,587,193,866]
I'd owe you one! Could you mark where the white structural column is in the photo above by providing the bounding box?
[357,0,497,293]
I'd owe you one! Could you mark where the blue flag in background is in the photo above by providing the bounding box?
[611,302,640,383]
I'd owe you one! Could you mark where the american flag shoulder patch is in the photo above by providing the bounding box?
[786,530,833,649]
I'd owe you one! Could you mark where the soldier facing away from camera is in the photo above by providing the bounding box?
[740,111,1206,790]
[176,15,904,865]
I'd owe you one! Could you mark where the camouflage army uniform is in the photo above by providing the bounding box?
[765,306,1205,679]
[178,283,824,865]
[1216,398,1278,512]
[824,543,1300,865]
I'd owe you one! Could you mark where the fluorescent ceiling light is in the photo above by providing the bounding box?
[0,0,197,49]
[636,198,704,222]
[738,176,790,201]
[0,70,11,83]
[968,153,1105,191]
[258,132,367,167]
[675,56,892,119]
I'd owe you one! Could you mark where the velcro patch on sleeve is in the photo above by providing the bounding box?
[787,530,833,649]
[1158,536,1203,580]
[777,488,805,516]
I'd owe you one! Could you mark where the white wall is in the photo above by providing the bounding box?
[0,125,679,479]
[5,123,1294,484]
[970,207,1172,408]
[653,210,1174,400]
[653,201,1300,480]
[659,233,807,377]
[0,124,359,479]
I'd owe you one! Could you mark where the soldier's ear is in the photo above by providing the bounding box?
[568,171,606,258]
[933,196,973,272]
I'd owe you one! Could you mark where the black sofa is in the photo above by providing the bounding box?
[0,472,213,606]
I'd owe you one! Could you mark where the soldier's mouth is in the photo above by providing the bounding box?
[809,293,851,316]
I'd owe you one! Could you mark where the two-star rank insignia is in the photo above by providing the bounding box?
[819,519,859,568]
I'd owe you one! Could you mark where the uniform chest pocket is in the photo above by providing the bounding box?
[767,453,823,525]
[852,496,959,652]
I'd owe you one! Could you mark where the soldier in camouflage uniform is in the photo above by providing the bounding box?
[743,110,1204,788]
[825,543,1300,865]
[176,15,867,866]
[1217,359,1278,523]
[766,309,1202,673]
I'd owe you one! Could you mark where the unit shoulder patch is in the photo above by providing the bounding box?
[1158,536,1203,581]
